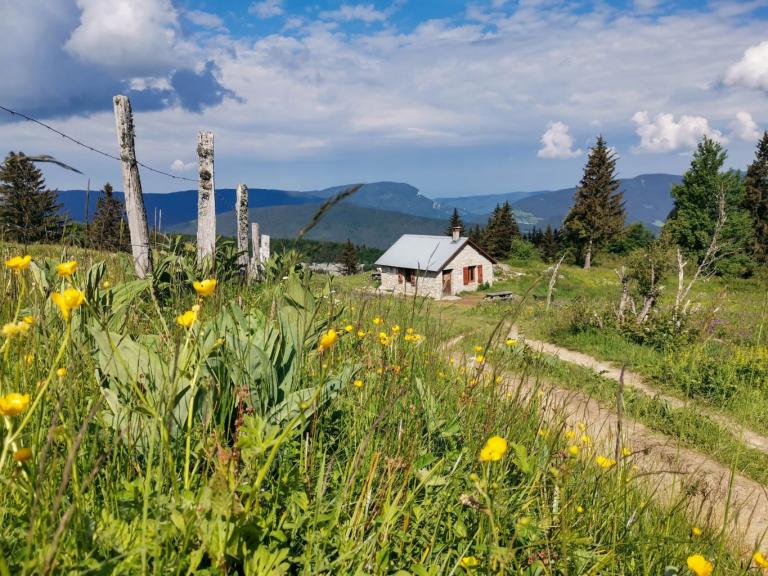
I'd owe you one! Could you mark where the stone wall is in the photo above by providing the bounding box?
[445,243,494,295]
[379,266,443,299]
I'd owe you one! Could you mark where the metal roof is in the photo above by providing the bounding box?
[375,234,469,272]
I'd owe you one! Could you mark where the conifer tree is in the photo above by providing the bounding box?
[469,223,483,245]
[0,151,61,244]
[541,225,559,262]
[665,137,754,274]
[563,136,625,269]
[91,182,128,252]
[482,201,521,259]
[445,208,465,236]
[744,131,768,262]
[340,239,359,275]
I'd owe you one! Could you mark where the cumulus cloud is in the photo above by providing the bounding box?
[170,159,195,172]
[631,111,727,153]
[249,0,285,19]
[537,122,581,159]
[64,0,180,76]
[731,111,761,142]
[320,4,389,23]
[185,10,227,31]
[725,40,768,92]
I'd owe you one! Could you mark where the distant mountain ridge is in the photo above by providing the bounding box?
[56,174,681,247]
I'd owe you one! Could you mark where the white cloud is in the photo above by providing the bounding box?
[249,0,285,19]
[170,159,196,172]
[731,111,761,142]
[537,122,581,158]
[320,4,389,24]
[633,0,660,11]
[631,111,727,153]
[185,10,227,31]
[725,40,768,92]
[64,0,181,75]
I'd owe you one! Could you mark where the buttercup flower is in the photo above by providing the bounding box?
[13,447,32,462]
[56,260,78,277]
[568,445,580,456]
[51,289,86,320]
[344,324,354,333]
[373,316,383,325]
[5,255,31,271]
[357,330,367,338]
[2,321,30,339]
[475,355,485,365]
[622,446,632,457]
[24,354,34,365]
[686,554,713,576]
[595,456,616,469]
[56,367,67,378]
[176,309,198,329]
[0,392,30,416]
[391,325,400,333]
[479,435,508,462]
[319,329,338,351]
[193,278,217,297]
[353,379,364,388]
[22,316,34,325]
[459,556,479,569]
[576,505,584,513]
[754,551,768,569]
[691,527,703,537]
[505,338,517,347]
[473,345,483,353]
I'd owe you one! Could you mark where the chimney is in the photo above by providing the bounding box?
[451,226,461,242]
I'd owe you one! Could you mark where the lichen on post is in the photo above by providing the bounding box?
[197,131,216,266]
[236,184,249,270]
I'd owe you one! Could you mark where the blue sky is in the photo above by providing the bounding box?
[1,0,767,198]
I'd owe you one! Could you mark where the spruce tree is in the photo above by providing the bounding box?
[0,151,61,244]
[744,131,768,262]
[340,239,358,275]
[482,201,520,259]
[445,208,465,236]
[469,224,483,245]
[541,225,559,262]
[665,137,754,274]
[91,182,128,252]
[563,136,625,269]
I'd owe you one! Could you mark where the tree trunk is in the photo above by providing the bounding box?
[583,237,593,270]
[235,184,249,270]
[113,95,153,278]
[197,131,216,266]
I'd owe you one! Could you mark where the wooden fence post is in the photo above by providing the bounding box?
[197,131,216,265]
[113,95,153,278]
[248,222,260,281]
[236,184,249,270]
[260,234,271,262]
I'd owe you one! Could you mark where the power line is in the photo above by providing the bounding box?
[0,103,198,183]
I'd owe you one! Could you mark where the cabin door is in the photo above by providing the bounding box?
[442,270,452,296]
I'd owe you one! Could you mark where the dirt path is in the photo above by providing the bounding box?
[508,325,768,455]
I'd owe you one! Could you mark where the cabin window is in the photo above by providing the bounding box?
[398,268,416,286]
[463,266,477,285]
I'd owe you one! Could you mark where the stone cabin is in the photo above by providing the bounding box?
[375,228,496,299]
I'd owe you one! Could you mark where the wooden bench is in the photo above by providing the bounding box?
[483,291,515,301]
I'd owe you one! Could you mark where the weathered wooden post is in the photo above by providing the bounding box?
[113,95,153,278]
[197,131,216,265]
[260,234,271,262]
[236,184,249,270]
[248,222,260,281]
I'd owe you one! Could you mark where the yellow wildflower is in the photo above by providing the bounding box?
[577,422,587,432]
[51,289,86,320]
[568,445,580,456]
[0,392,30,416]
[2,321,30,339]
[565,430,575,440]
[576,505,584,513]
[353,379,364,388]
[193,278,217,297]
[580,434,592,446]
[505,338,517,347]
[753,552,768,569]
[13,447,32,462]
[473,345,483,353]
[475,355,485,365]
[24,354,34,365]
[57,367,67,378]
[101,280,111,289]
[56,260,78,277]
[357,329,366,338]
[691,527,703,537]
[406,327,415,335]
[319,329,338,351]
[176,309,198,329]
[622,446,632,457]
[479,435,508,462]
[344,324,354,333]
[459,556,479,569]
[595,456,616,469]
[22,315,34,325]
[686,554,713,576]
[373,316,383,325]
[5,255,32,271]
[391,325,400,333]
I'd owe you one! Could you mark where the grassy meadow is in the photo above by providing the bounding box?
[0,242,762,574]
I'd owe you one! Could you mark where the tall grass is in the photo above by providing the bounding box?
[0,244,746,574]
